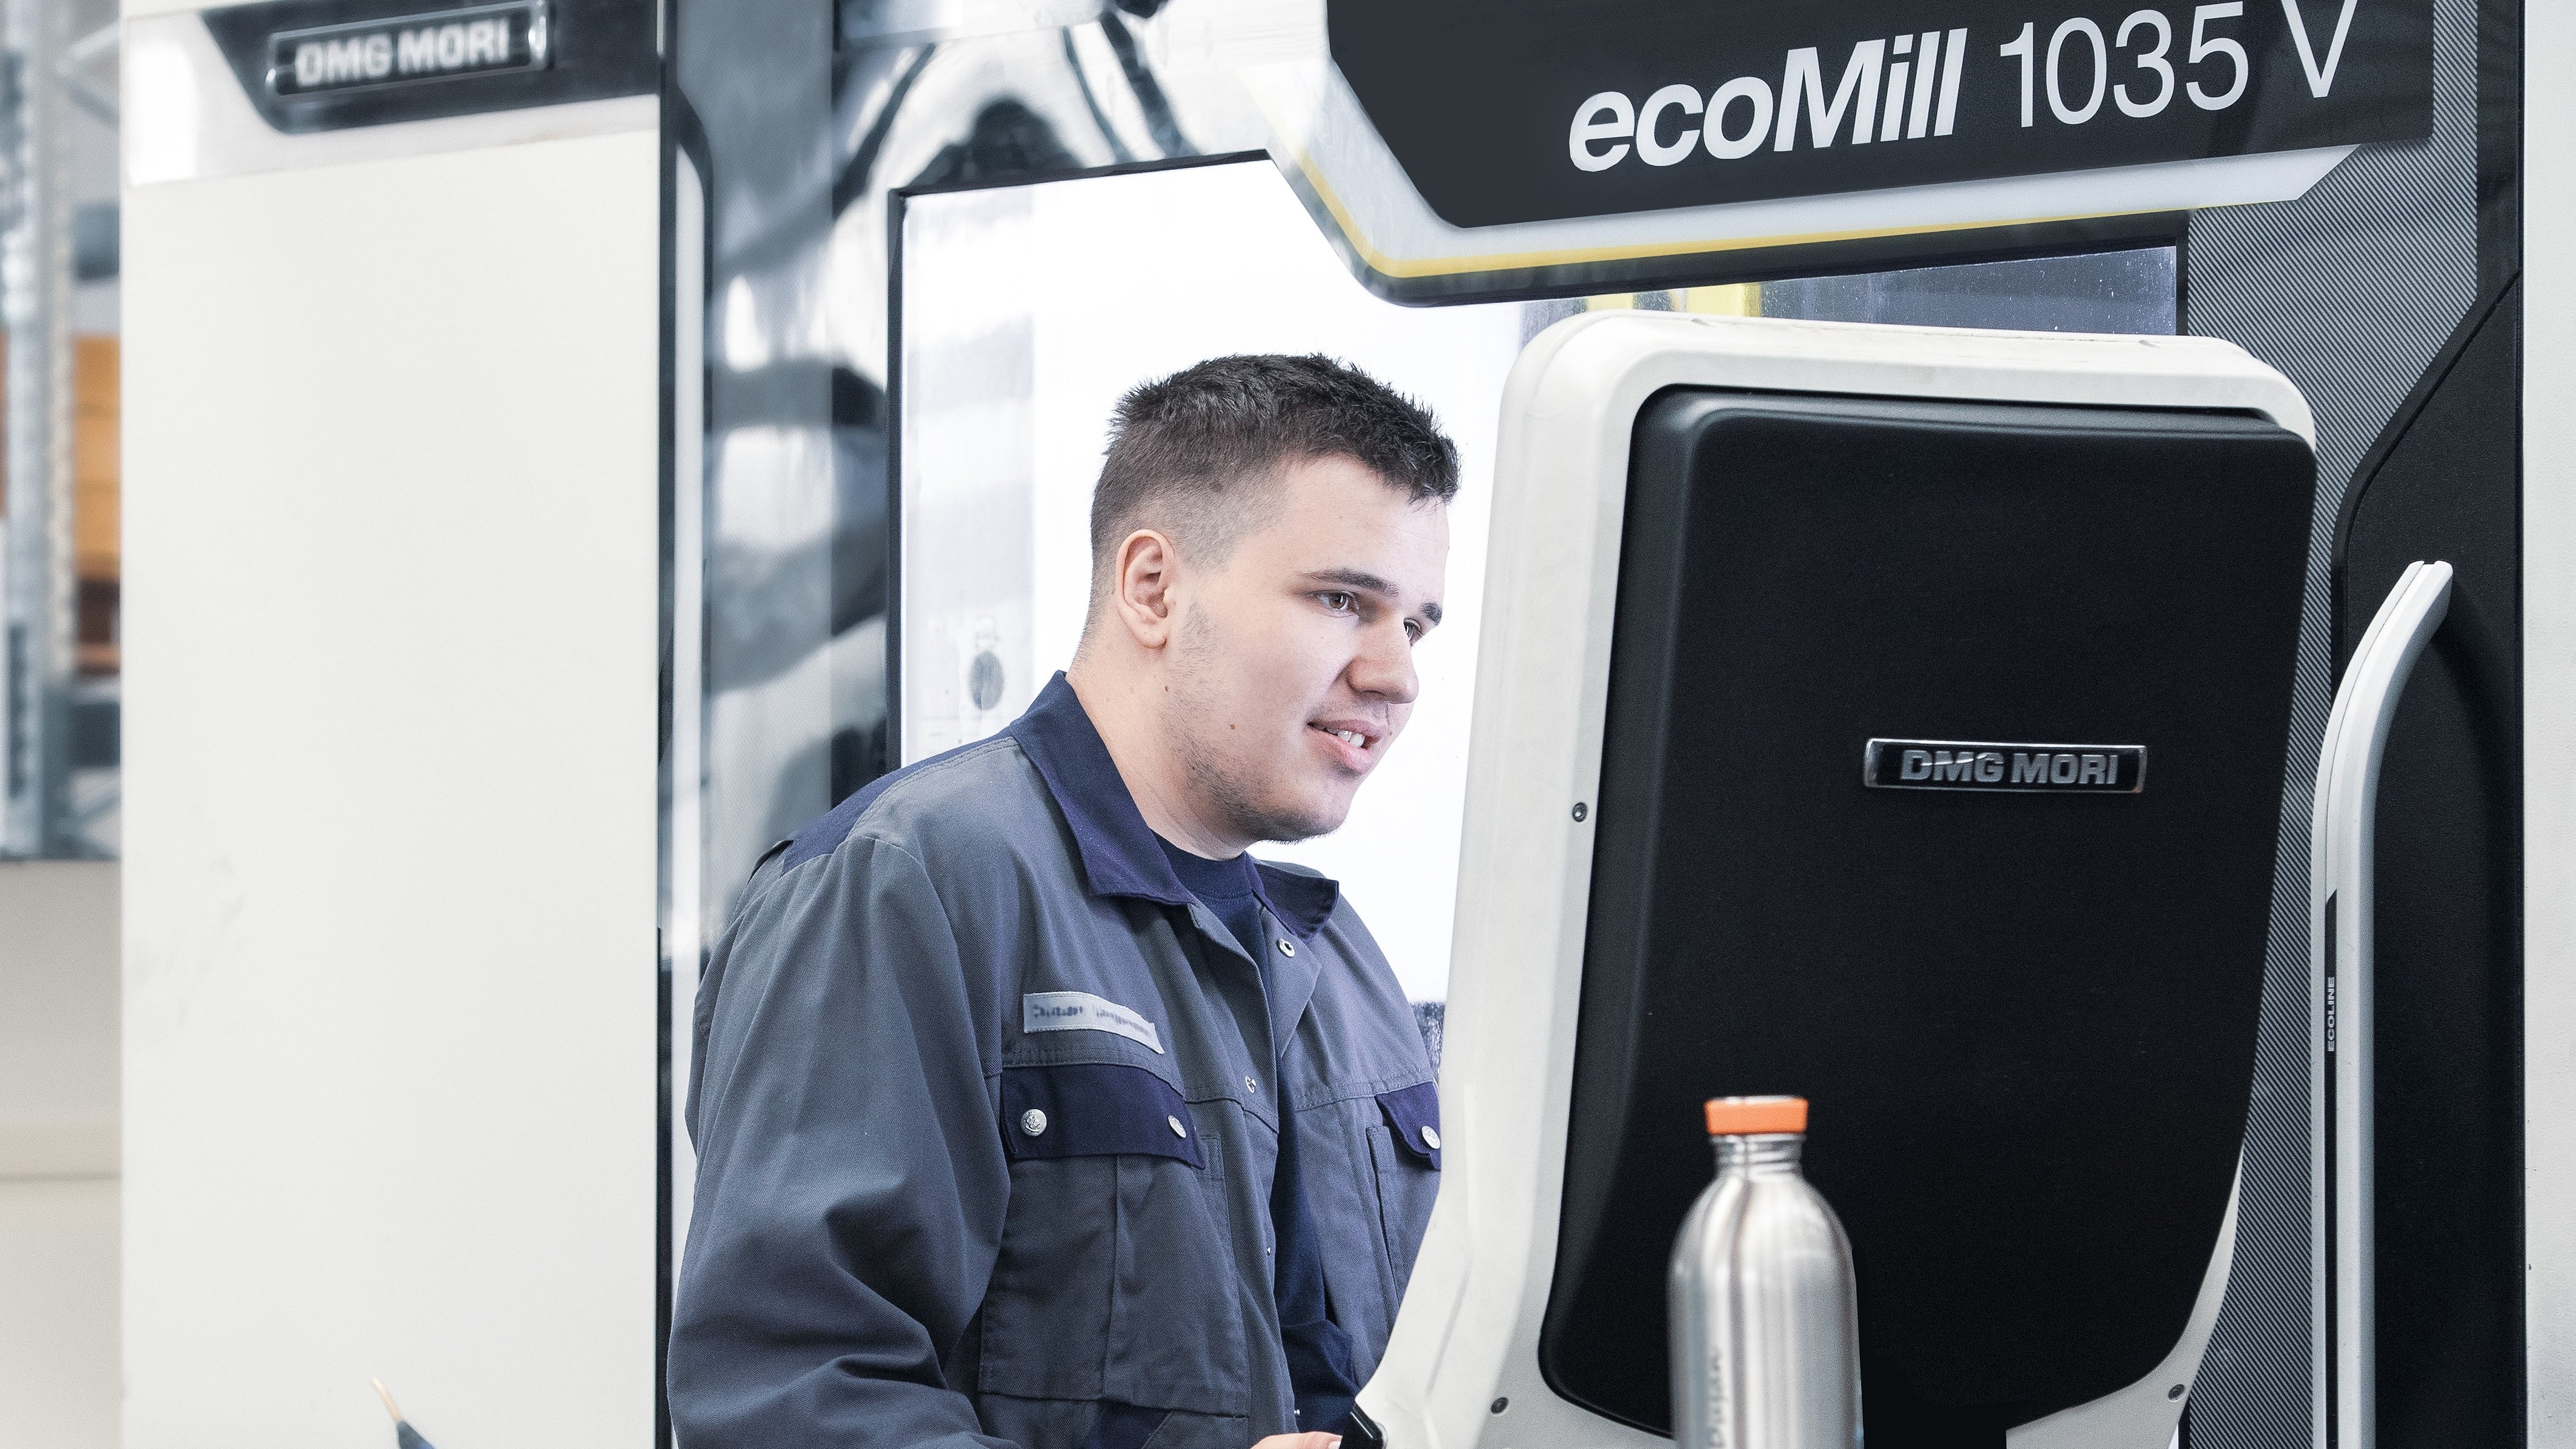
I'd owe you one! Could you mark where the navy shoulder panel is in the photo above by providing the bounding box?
[777,736,1006,871]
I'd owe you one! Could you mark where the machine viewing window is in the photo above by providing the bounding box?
[893,158,1535,1008]
[1759,246,2176,335]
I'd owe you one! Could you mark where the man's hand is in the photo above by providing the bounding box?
[1250,1434,1341,1449]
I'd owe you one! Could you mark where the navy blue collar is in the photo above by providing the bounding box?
[1008,673,1340,939]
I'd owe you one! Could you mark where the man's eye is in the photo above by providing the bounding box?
[1404,621,1423,643]
[1318,591,1355,613]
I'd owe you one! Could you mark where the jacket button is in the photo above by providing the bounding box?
[1167,1114,1189,1139]
[1020,1109,1048,1137]
[1421,1125,1442,1151]
[1277,938,1296,957]
[1245,1075,1258,1093]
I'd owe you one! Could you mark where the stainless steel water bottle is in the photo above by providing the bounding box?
[1668,1095,1863,1449]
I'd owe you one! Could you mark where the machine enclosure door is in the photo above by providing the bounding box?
[1539,391,2314,1441]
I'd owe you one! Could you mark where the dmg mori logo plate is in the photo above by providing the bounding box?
[267,2,549,97]
[1863,739,2146,794]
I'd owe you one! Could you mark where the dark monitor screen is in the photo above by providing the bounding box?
[1537,391,2312,1444]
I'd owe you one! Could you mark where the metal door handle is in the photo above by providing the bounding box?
[2308,559,2451,1449]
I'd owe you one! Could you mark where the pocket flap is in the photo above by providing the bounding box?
[1375,1081,1441,1168]
[1003,1062,1204,1167]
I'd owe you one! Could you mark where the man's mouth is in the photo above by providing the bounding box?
[1310,721,1382,764]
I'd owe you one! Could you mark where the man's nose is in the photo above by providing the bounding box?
[1349,615,1420,705]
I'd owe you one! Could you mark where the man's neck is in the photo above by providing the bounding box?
[1063,664,1249,859]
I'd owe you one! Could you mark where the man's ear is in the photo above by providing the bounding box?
[1109,529,1181,651]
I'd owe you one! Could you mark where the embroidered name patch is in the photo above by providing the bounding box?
[1021,991,1164,1054]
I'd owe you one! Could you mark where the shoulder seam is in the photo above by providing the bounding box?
[788,734,1027,872]
[818,831,986,1074]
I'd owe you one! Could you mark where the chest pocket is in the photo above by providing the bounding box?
[1369,1082,1442,1295]
[980,1062,1250,1418]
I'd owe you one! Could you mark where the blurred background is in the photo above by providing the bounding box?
[3,0,122,1444]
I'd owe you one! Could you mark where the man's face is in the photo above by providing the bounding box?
[1164,455,1449,844]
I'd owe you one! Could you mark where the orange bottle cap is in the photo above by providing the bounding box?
[1704,1096,1807,1135]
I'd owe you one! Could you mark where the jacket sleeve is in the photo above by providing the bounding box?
[670,834,1014,1449]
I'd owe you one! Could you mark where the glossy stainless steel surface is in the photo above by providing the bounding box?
[1668,1131,1863,1449]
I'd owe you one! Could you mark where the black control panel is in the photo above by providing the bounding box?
[1540,391,2312,1443]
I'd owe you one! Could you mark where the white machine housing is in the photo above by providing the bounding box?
[121,6,665,1441]
[1363,310,2314,1449]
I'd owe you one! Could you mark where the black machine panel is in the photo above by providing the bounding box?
[1539,392,2314,1445]
[2335,281,2525,1446]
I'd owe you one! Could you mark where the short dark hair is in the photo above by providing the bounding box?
[1087,355,1459,578]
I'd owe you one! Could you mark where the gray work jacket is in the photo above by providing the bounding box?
[670,674,1442,1449]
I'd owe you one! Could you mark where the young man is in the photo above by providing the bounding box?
[671,355,1458,1449]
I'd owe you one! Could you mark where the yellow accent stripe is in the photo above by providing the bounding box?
[1284,147,2166,281]
[1684,284,1761,316]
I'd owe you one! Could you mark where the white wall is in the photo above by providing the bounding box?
[122,112,662,1449]
[0,861,119,1449]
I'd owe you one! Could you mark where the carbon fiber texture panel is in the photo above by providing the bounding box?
[2180,0,2481,1443]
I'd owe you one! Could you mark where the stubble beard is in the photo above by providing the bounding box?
[1166,604,1346,847]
